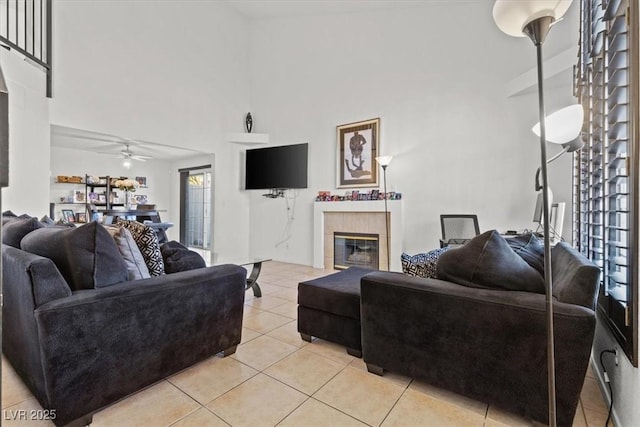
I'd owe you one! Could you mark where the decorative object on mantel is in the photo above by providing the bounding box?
[493,1,574,425]
[337,118,380,188]
[245,112,253,133]
[375,155,393,271]
[315,190,401,202]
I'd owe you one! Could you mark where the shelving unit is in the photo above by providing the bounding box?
[86,175,127,212]
[51,176,86,221]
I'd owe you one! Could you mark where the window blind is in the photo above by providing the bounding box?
[574,0,636,364]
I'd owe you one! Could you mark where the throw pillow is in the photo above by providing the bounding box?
[160,240,206,274]
[40,215,56,226]
[20,222,129,291]
[115,218,165,276]
[401,247,450,278]
[436,230,545,294]
[104,225,151,280]
[2,210,17,217]
[505,233,545,276]
[2,217,45,248]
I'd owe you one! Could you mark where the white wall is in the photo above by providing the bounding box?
[49,0,252,259]
[246,2,579,266]
[0,50,50,216]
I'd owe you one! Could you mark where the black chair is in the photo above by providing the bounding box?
[439,214,480,247]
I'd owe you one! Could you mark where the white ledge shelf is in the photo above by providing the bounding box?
[226,132,269,146]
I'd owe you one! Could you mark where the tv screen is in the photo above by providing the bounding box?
[245,143,308,190]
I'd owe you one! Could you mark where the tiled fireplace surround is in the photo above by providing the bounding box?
[313,200,404,272]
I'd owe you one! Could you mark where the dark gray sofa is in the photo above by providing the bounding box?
[2,241,246,426]
[360,241,600,427]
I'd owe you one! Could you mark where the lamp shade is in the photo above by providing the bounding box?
[493,0,573,37]
[532,104,584,144]
[375,155,393,167]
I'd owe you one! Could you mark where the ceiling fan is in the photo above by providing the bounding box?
[99,143,153,162]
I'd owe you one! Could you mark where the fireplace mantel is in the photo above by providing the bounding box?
[313,200,404,271]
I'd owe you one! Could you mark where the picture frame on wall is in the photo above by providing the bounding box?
[73,189,85,203]
[337,118,379,188]
[61,209,75,223]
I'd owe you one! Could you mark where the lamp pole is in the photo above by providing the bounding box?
[375,156,393,271]
[524,16,557,427]
[382,164,390,271]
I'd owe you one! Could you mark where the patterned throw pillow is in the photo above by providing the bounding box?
[115,218,165,276]
[401,247,451,278]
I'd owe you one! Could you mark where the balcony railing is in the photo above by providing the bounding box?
[0,0,52,97]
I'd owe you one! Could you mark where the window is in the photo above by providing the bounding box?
[574,0,639,365]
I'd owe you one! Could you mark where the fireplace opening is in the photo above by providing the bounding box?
[334,232,379,270]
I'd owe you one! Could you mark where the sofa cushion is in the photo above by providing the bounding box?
[115,218,165,276]
[436,230,545,293]
[2,217,45,248]
[105,225,151,280]
[20,222,129,291]
[506,233,545,276]
[160,241,206,274]
[401,247,450,278]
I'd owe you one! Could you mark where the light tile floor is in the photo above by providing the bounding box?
[2,261,611,426]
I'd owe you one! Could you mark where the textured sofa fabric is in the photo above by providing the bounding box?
[2,242,246,426]
[298,266,372,356]
[360,242,599,427]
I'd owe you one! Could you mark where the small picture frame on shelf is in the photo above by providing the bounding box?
[134,194,148,205]
[62,209,75,223]
[75,212,87,223]
[98,194,106,203]
[73,190,86,203]
[135,176,147,187]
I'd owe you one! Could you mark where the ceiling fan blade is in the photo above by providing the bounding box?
[97,152,123,157]
[131,156,149,162]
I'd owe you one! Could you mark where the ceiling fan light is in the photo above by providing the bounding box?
[123,158,132,169]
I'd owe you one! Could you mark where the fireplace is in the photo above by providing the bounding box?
[334,232,379,270]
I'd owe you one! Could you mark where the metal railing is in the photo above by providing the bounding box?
[0,0,52,97]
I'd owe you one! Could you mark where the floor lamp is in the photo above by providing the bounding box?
[493,2,574,426]
[375,156,392,271]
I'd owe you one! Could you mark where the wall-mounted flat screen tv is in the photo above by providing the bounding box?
[245,143,308,190]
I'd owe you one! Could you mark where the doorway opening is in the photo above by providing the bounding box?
[179,166,212,253]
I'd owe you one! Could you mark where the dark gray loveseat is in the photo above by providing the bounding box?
[361,234,600,427]
[2,222,246,426]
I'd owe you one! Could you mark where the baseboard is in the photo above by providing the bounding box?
[589,356,622,427]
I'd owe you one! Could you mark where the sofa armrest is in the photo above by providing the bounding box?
[33,264,246,425]
[360,271,595,426]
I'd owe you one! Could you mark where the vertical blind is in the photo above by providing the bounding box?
[574,0,636,364]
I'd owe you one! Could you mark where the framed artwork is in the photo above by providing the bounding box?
[134,194,148,204]
[337,118,380,188]
[75,212,87,223]
[62,209,75,223]
[135,176,147,187]
[73,189,86,203]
